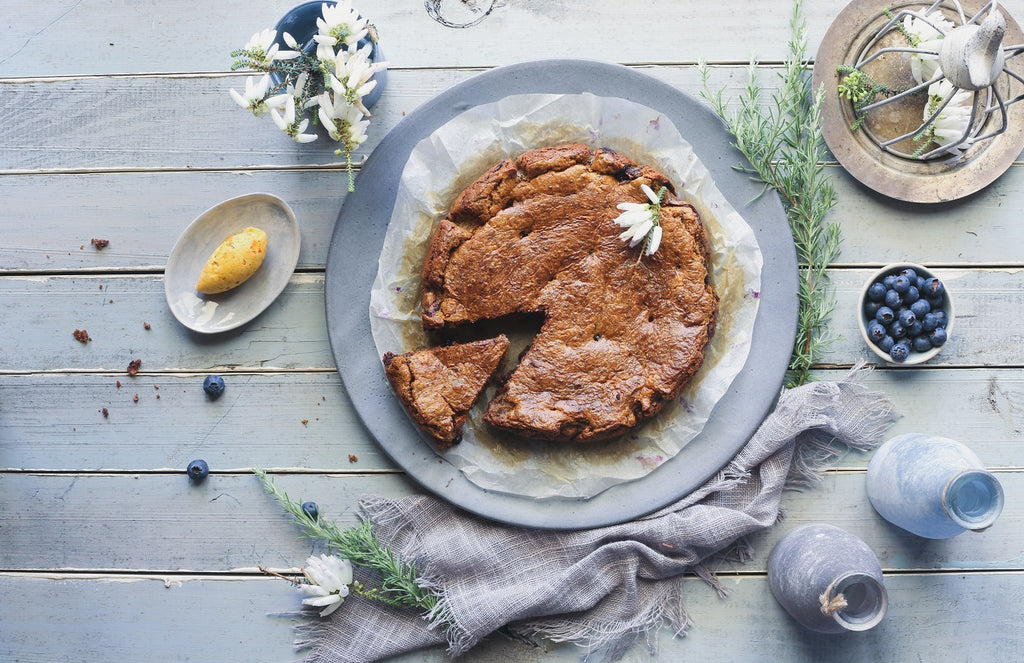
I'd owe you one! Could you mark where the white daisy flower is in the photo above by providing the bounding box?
[298,554,353,617]
[902,11,956,84]
[270,95,318,143]
[229,74,272,116]
[315,0,369,51]
[925,79,973,153]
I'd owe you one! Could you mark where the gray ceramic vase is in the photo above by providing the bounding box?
[866,433,1004,539]
[768,524,888,634]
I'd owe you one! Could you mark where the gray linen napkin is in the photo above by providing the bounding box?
[298,369,896,662]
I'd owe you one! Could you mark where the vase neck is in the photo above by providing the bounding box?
[944,469,1004,532]
[822,572,888,632]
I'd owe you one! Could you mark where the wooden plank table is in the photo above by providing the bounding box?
[2,1,1022,660]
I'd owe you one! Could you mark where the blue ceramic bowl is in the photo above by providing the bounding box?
[270,0,387,110]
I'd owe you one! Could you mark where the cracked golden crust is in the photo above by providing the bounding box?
[420,144,718,443]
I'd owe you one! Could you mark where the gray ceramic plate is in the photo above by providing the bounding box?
[325,59,798,529]
[165,193,301,334]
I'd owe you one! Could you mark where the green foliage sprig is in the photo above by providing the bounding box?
[700,0,841,388]
[254,468,437,613]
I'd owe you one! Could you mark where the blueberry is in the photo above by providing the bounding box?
[889,342,910,363]
[913,335,933,352]
[301,501,319,521]
[883,274,897,289]
[906,321,923,338]
[187,459,209,483]
[876,306,895,325]
[903,286,920,304]
[910,299,931,318]
[867,282,887,302]
[884,289,902,308]
[921,312,940,332]
[915,275,926,290]
[879,335,895,353]
[929,327,948,346]
[203,375,225,399]
[889,320,906,339]
[933,310,948,327]
[893,275,911,293]
[898,308,917,328]
[899,267,918,283]
[864,300,882,318]
[922,277,945,298]
[867,321,887,343]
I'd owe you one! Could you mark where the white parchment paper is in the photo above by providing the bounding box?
[369,93,762,500]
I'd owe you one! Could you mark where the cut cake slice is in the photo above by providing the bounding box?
[382,335,509,448]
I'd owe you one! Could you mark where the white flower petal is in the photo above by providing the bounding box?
[641,183,659,204]
[229,87,248,109]
[302,594,342,608]
[645,225,663,255]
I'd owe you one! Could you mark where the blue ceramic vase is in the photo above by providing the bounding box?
[768,524,888,634]
[866,433,1004,539]
[270,1,387,110]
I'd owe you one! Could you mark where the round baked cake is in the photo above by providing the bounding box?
[420,144,719,443]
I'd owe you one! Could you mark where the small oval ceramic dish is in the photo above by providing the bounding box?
[165,193,300,334]
[858,262,955,365]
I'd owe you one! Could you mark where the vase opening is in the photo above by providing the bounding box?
[829,572,888,632]
[945,469,1004,532]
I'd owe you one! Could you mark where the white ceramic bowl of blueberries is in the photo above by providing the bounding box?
[858,263,954,365]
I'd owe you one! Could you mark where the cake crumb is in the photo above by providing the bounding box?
[91,238,109,250]
[143,321,151,330]
[73,329,91,344]
[133,394,139,403]
[127,359,141,376]
[348,454,358,463]
[116,380,122,388]
[301,419,309,426]
[100,407,109,418]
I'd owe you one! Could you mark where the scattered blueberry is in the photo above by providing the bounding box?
[889,342,910,363]
[876,306,895,325]
[187,459,209,483]
[898,308,917,328]
[203,375,225,399]
[867,282,887,302]
[301,501,319,521]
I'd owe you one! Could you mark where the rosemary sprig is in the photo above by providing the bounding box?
[700,0,841,387]
[254,468,438,613]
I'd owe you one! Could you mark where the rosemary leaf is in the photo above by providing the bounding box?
[700,0,841,388]
[254,468,438,613]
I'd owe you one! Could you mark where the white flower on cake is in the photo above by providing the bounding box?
[924,79,974,154]
[299,554,354,617]
[614,183,665,258]
[901,11,956,84]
